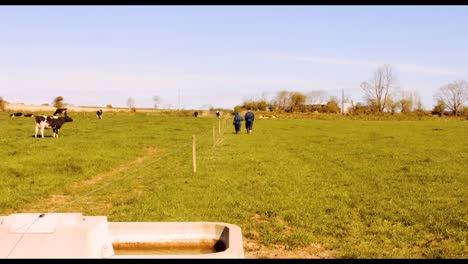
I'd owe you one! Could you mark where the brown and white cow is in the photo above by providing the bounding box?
[35,115,73,138]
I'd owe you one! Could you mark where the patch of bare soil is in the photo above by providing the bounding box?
[244,213,338,258]
[243,239,338,259]
[22,146,159,212]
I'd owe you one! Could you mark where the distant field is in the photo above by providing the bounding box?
[4,103,196,113]
[0,112,467,258]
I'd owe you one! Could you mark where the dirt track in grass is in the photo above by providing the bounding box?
[22,146,159,213]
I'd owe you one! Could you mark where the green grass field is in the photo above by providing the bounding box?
[1,112,467,258]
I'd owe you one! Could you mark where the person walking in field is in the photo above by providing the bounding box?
[244,108,255,134]
[233,112,243,134]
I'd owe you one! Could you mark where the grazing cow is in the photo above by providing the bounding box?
[35,115,73,138]
[216,111,221,118]
[53,108,67,116]
[24,113,34,117]
[194,111,199,117]
[10,112,23,117]
[96,109,103,119]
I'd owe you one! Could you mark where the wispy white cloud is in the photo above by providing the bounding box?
[396,64,463,76]
[0,70,286,109]
[279,54,465,77]
[2,58,459,109]
[281,55,378,67]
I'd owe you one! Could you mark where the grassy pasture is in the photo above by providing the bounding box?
[1,112,467,258]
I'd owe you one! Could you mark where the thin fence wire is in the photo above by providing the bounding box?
[6,117,226,258]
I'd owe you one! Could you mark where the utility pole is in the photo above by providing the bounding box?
[192,135,196,174]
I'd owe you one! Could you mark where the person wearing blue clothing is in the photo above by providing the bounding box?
[244,108,255,134]
[233,112,243,134]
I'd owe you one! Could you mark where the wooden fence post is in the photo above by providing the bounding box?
[218,119,221,135]
[192,135,196,174]
[212,126,216,146]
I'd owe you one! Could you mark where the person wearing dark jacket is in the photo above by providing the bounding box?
[233,112,243,134]
[244,108,255,134]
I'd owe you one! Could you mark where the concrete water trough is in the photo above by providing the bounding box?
[0,213,244,258]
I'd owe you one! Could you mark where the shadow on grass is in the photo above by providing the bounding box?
[31,135,54,138]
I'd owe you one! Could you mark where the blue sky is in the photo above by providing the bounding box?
[1,6,467,109]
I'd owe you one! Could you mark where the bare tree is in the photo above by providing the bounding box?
[306,90,328,105]
[413,90,424,111]
[360,64,398,113]
[153,95,161,109]
[127,97,135,108]
[434,80,468,116]
[274,90,290,111]
[385,94,400,114]
[260,91,270,102]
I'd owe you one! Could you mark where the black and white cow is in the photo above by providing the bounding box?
[10,112,23,117]
[96,109,103,119]
[53,108,67,116]
[35,115,73,138]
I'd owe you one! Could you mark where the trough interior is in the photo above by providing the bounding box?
[108,222,230,256]
[112,239,226,255]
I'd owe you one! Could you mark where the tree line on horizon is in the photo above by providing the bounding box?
[234,64,468,117]
[1,65,467,116]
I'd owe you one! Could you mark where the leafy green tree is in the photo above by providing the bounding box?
[242,100,257,111]
[257,100,267,111]
[289,92,306,112]
[53,96,64,108]
[325,98,341,113]
[432,99,446,117]
[0,96,6,111]
[400,99,413,113]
